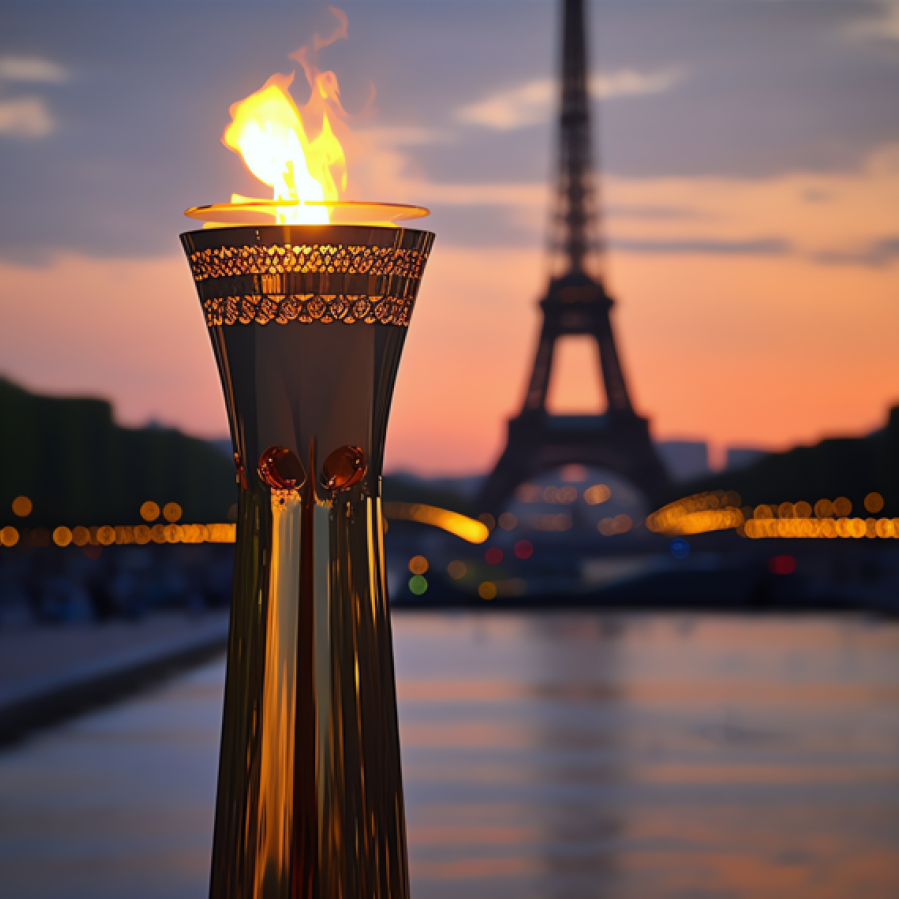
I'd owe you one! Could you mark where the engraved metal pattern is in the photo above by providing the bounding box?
[188,243,428,282]
[201,293,414,327]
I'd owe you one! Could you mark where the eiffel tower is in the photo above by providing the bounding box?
[478,0,671,512]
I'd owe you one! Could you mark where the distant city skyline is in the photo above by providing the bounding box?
[1,1,897,474]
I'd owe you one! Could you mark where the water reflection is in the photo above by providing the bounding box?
[0,613,898,898]
[396,613,899,899]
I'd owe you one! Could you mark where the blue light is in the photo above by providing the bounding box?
[670,538,690,559]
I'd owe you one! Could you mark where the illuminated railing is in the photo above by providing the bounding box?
[648,490,898,539]
[0,523,237,548]
[382,502,489,544]
[0,497,489,548]
[744,517,899,539]
[647,491,744,536]
[4,489,897,547]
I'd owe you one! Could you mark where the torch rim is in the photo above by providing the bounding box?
[184,200,430,227]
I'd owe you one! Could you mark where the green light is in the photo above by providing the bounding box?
[409,574,428,595]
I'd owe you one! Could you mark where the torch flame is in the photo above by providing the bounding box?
[221,10,350,225]
[187,6,428,228]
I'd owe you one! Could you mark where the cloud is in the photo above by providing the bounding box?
[813,235,899,268]
[592,69,683,101]
[0,96,55,138]
[0,55,69,84]
[609,236,791,257]
[0,56,68,139]
[847,0,899,41]
[606,204,710,222]
[455,69,682,131]
[356,125,450,149]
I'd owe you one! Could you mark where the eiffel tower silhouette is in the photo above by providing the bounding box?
[478,0,671,513]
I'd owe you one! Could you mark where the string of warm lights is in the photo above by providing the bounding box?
[744,517,899,539]
[5,489,896,549]
[646,491,744,536]
[0,522,237,548]
[648,490,898,539]
[1,496,489,549]
[0,496,236,549]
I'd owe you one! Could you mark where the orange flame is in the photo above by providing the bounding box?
[222,7,351,225]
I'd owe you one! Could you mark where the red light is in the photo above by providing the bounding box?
[485,546,503,565]
[514,540,533,560]
[768,555,796,575]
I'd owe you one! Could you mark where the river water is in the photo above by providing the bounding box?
[1,612,898,898]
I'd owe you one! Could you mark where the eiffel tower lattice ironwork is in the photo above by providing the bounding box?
[478,0,671,512]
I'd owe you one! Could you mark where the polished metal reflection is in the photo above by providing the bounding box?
[180,224,435,898]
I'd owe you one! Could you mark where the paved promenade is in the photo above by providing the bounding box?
[0,612,229,745]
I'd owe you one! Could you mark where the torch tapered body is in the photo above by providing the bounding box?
[180,224,434,899]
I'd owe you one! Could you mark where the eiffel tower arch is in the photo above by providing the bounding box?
[478,0,671,513]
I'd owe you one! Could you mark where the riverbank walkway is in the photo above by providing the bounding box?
[0,612,229,745]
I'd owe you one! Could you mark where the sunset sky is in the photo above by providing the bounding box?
[1,1,898,474]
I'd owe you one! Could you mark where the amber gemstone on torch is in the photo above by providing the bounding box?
[258,445,306,491]
[322,445,366,493]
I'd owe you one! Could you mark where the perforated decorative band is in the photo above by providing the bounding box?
[188,243,428,282]
[202,294,414,327]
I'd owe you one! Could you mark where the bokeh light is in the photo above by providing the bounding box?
[769,555,796,575]
[447,560,467,580]
[514,540,533,560]
[598,514,633,536]
[409,554,429,575]
[478,513,496,532]
[485,546,503,565]
[163,502,183,523]
[409,575,428,596]
[11,496,32,518]
[865,492,884,514]
[0,526,19,547]
[542,486,577,504]
[478,581,497,600]
[498,512,518,531]
[533,513,572,532]
[140,501,160,522]
[514,484,542,503]
[833,497,852,517]
[52,526,72,547]
[670,538,690,559]
[584,484,611,505]
[648,491,743,536]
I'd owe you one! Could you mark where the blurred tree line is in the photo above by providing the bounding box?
[685,406,899,516]
[0,379,475,530]
[0,378,236,527]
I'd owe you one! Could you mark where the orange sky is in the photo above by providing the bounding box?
[1,146,897,476]
[1,3,898,475]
